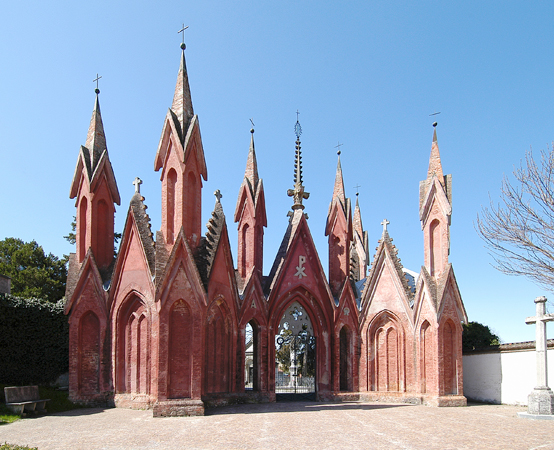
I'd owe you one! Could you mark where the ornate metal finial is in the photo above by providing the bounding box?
[335,141,343,156]
[178,24,189,50]
[93,73,102,94]
[287,113,309,210]
[381,218,390,234]
[354,184,361,196]
[294,110,302,139]
[132,177,142,194]
[250,118,255,134]
[214,189,222,203]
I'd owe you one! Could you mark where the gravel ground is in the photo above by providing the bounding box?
[1,401,553,450]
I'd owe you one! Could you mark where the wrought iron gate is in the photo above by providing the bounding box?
[275,301,316,400]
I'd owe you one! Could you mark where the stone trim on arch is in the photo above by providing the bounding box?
[269,287,333,396]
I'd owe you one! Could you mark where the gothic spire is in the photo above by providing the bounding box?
[287,115,309,210]
[332,150,346,208]
[171,42,194,142]
[85,91,107,171]
[427,123,444,182]
[245,127,259,194]
[353,194,363,238]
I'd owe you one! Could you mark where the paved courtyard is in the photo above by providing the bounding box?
[1,401,554,450]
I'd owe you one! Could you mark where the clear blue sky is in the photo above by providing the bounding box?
[1,1,553,343]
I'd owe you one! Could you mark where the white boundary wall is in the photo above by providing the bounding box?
[463,343,554,405]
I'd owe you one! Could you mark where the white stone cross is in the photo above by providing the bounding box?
[525,296,554,389]
[133,177,142,194]
[214,189,222,203]
[381,218,390,233]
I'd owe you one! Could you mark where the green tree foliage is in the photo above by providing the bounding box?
[0,238,67,302]
[462,321,500,351]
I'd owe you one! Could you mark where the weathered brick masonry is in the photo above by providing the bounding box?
[64,44,468,416]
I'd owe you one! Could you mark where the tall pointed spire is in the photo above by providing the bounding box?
[287,114,310,210]
[332,150,346,208]
[353,195,363,238]
[427,123,444,182]
[171,42,194,142]
[85,91,107,171]
[245,127,259,194]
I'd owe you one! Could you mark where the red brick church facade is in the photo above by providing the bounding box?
[64,44,468,416]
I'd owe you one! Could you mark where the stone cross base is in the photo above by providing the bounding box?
[528,387,554,415]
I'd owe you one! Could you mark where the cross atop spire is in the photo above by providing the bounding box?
[178,24,189,48]
[93,73,102,94]
[381,218,390,234]
[287,114,309,210]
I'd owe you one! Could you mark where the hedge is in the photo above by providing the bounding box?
[0,294,68,385]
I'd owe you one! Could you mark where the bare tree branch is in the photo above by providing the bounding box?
[476,145,554,303]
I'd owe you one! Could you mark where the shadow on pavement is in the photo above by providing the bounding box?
[206,401,411,415]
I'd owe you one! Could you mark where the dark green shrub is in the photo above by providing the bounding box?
[0,295,68,385]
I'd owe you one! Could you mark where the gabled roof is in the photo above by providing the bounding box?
[264,209,303,294]
[115,192,155,276]
[360,229,414,319]
[156,227,207,305]
[64,249,106,316]
[412,263,468,325]
[264,209,334,305]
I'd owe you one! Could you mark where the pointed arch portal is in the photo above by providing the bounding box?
[275,301,316,400]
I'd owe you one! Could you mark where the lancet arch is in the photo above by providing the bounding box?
[366,311,406,393]
[115,293,150,396]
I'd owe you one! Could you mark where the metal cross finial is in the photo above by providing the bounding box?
[178,24,189,45]
[335,142,343,155]
[381,218,390,233]
[214,189,223,203]
[250,118,255,133]
[296,110,300,121]
[354,184,361,195]
[132,177,142,194]
[93,74,102,94]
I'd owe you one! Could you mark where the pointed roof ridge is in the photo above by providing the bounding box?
[85,93,107,172]
[265,208,303,294]
[196,198,227,286]
[171,47,194,143]
[332,152,346,208]
[129,192,156,275]
[427,124,444,182]
[245,129,259,195]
